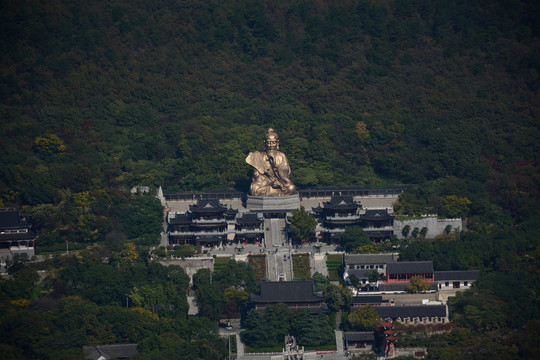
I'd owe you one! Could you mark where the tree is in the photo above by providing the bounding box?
[166,265,190,289]
[441,195,471,218]
[323,284,352,312]
[288,206,317,244]
[195,284,225,321]
[340,226,372,252]
[349,274,361,292]
[406,276,430,293]
[33,134,66,155]
[224,287,250,314]
[292,311,333,347]
[368,270,380,285]
[348,306,379,331]
[119,242,139,264]
[402,225,411,238]
[444,225,452,234]
[312,272,330,292]
[242,303,291,348]
[213,260,256,292]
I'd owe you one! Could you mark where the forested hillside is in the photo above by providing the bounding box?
[1,1,539,358]
[1,0,538,215]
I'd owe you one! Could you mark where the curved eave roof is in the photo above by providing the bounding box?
[250,281,324,303]
[0,231,36,241]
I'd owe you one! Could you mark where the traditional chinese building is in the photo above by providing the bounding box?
[385,261,434,284]
[312,196,362,243]
[235,213,264,245]
[0,208,37,271]
[167,199,233,248]
[312,196,394,243]
[344,253,398,287]
[434,270,480,290]
[351,295,390,307]
[249,280,327,312]
[377,321,396,357]
[344,331,375,350]
[375,304,448,325]
[358,209,394,242]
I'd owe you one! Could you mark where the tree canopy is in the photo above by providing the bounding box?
[348,306,379,332]
[339,226,372,252]
[288,206,317,244]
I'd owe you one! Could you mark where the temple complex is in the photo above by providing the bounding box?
[161,186,403,249]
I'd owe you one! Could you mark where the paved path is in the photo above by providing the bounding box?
[187,295,198,315]
[312,253,328,277]
[236,332,245,357]
[335,330,344,353]
[267,249,277,281]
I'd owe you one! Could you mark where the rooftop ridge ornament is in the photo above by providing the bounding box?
[246,128,296,197]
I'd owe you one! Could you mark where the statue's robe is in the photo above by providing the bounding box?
[246,151,295,196]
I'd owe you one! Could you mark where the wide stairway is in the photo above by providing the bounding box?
[268,218,285,246]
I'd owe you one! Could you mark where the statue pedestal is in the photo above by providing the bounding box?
[246,194,300,211]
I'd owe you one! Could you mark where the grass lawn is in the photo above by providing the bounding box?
[326,254,343,281]
[248,254,267,280]
[244,344,283,353]
[213,256,232,272]
[303,342,337,351]
[227,334,237,354]
[292,254,311,280]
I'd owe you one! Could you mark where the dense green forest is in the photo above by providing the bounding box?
[1,0,539,358]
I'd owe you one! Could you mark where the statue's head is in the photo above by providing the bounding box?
[264,128,279,151]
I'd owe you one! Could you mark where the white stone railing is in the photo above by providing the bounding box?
[191,218,227,224]
[169,230,229,236]
[363,226,394,232]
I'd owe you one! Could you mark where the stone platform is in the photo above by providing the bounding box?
[246,194,300,211]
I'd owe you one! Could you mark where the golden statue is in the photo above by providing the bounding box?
[246,128,296,197]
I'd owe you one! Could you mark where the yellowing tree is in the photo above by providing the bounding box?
[33,134,66,154]
[442,195,471,218]
[355,121,370,142]
[349,305,379,331]
[121,242,139,264]
[406,276,431,293]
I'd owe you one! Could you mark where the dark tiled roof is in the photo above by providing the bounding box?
[352,296,387,304]
[168,213,191,224]
[311,205,324,213]
[387,261,433,275]
[323,196,361,210]
[375,305,447,319]
[163,189,243,196]
[365,230,393,238]
[0,229,36,241]
[361,209,394,220]
[253,303,329,313]
[189,199,227,213]
[237,213,262,224]
[83,344,139,360]
[0,208,23,228]
[345,332,375,342]
[251,281,324,303]
[346,253,396,265]
[0,208,35,242]
[434,270,480,281]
